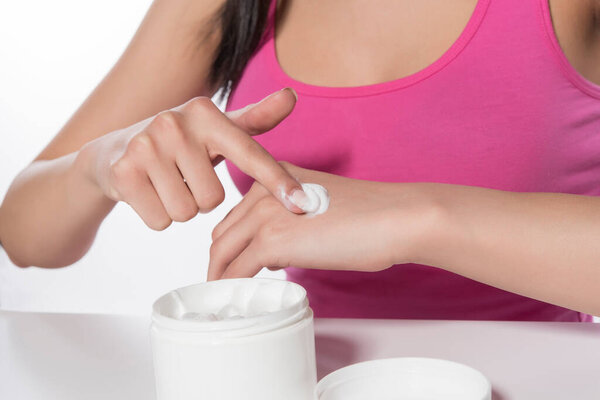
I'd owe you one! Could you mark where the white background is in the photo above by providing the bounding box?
[0,0,281,315]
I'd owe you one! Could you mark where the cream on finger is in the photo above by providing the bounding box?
[290,183,330,216]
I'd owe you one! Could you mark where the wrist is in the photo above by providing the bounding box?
[389,183,452,267]
[69,146,115,209]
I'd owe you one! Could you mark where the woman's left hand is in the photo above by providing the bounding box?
[207,162,433,280]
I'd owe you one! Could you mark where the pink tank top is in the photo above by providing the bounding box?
[225,0,600,321]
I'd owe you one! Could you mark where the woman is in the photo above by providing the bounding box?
[0,0,599,321]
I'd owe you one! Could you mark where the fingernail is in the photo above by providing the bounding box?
[289,188,309,210]
[257,89,284,106]
[285,87,298,101]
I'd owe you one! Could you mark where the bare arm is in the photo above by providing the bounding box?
[415,3,600,315]
[0,0,224,267]
[207,3,600,316]
[409,185,600,317]
[0,0,306,268]
[205,166,600,317]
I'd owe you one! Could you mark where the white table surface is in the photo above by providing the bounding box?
[1,310,599,399]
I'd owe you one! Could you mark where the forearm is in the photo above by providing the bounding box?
[410,184,600,316]
[0,152,115,268]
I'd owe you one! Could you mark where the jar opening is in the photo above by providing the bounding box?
[152,278,309,336]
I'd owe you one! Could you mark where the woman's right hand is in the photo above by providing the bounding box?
[76,87,308,230]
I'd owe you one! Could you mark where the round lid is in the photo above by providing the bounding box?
[316,357,491,400]
[152,278,309,337]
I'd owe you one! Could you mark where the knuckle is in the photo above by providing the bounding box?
[209,239,222,260]
[107,186,122,201]
[147,216,172,231]
[254,196,279,218]
[127,134,155,158]
[255,226,271,244]
[185,96,216,116]
[256,222,283,246]
[150,110,181,132]
[109,158,136,183]
[211,217,230,241]
[170,201,199,222]
[197,186,226,213]
[211,224,222,241]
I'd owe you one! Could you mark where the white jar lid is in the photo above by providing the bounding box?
[316,357,491,400]
[152,278,309,337]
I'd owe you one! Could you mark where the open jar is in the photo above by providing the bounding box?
[151,278,316,400]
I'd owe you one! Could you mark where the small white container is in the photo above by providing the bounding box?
[151,278,316,400]
[316,357,491,400]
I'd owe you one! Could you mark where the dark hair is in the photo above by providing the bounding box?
[207,0,273,99]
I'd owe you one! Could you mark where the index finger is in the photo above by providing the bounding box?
[201,111,310,214]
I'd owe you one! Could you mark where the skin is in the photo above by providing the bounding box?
[0,1,599,313]
[207,0,600,317]
[0,0,308,268]
[208,164,600,317]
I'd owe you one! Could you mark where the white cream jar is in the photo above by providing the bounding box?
[151,278,316,400]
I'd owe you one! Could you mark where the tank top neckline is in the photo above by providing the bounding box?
[265,0,492,98]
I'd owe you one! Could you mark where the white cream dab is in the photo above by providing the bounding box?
[298,183,329,216]
[279,182,330,216]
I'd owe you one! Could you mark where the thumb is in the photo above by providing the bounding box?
[226,87,297,135]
